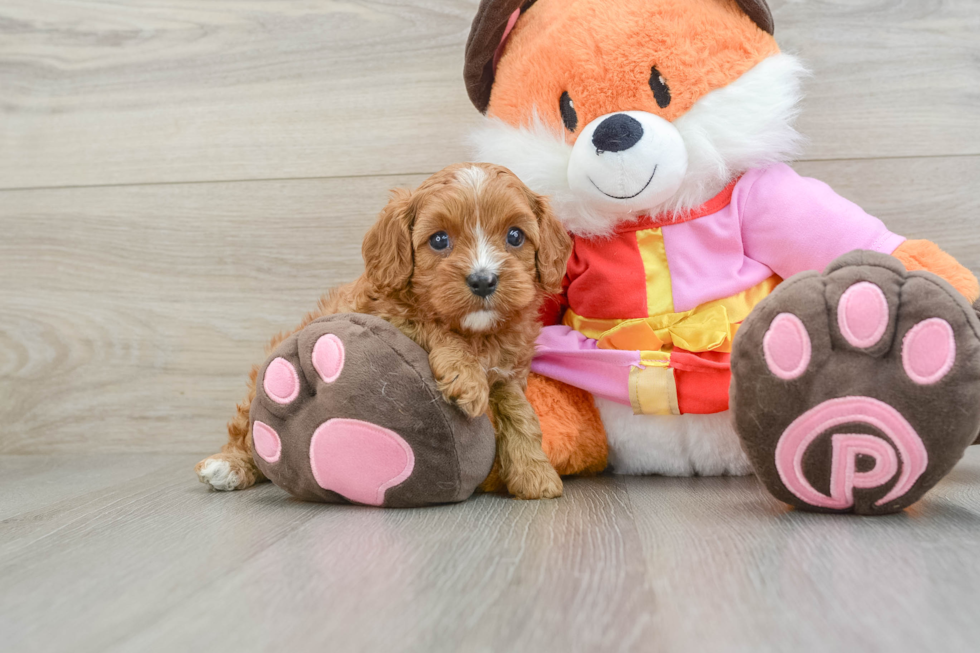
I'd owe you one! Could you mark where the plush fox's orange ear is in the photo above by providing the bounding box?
[464,0,774,114]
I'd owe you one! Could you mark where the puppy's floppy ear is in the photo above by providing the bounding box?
[362,188,416,292]
[524,188,571,294]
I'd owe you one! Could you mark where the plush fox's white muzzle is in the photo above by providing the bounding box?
[567,110,688,217]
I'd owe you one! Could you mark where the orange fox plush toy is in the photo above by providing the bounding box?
[465,0,980,514]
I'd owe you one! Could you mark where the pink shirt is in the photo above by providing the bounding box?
[663,163,904,312]
[533,163,906,406]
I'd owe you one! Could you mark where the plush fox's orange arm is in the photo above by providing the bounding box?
[892,240,980,303]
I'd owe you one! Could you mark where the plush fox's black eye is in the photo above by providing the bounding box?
[506,227,525,247]
[429,231,450,251]
[559,91,578,132]
[649,66,671,109]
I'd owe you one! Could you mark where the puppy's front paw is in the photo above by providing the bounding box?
[505,461,563,500]
[436,371,490,418]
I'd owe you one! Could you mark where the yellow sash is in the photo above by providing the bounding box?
[563,275,780,359]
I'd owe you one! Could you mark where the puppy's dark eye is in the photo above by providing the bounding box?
[559,91,578,132]
[649,66,671,109]
[506,227,525,248]
[429,231,450,251]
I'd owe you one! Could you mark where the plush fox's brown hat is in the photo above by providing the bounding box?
[464,0,774,113]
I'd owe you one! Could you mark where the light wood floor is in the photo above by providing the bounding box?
[2,1,979,651]
[3,451,980,652]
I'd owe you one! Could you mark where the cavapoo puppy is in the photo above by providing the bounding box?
[197,162,571,499]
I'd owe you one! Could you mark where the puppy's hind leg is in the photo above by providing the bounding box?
[489,379,563,500]
[196,365,267,491]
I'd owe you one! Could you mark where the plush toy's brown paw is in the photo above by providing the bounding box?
[732,250,980,515]
[249,314,496,507]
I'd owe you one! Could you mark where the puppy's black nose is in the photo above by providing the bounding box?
[467,272,498,298]
[592,113,643,153]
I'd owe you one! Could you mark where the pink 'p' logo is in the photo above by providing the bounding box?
[774,397,929,510]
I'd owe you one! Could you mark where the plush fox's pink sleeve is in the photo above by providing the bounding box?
[530,326,636,407]
[737,164,906,279]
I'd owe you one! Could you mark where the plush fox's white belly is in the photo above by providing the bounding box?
[595,400,752,476]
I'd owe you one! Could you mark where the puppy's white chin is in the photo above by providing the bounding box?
[461,310,499,332]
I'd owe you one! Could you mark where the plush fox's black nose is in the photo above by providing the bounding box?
[467,272,498,298]
[592,114,643,153]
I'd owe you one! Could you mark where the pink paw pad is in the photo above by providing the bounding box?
[764,313,811,380]
[253,421,282,463]
[312,334,345,383]
[902,318,956,385]
[838,281,889,349]
[264,357,300,404]
[309,418,415,506]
